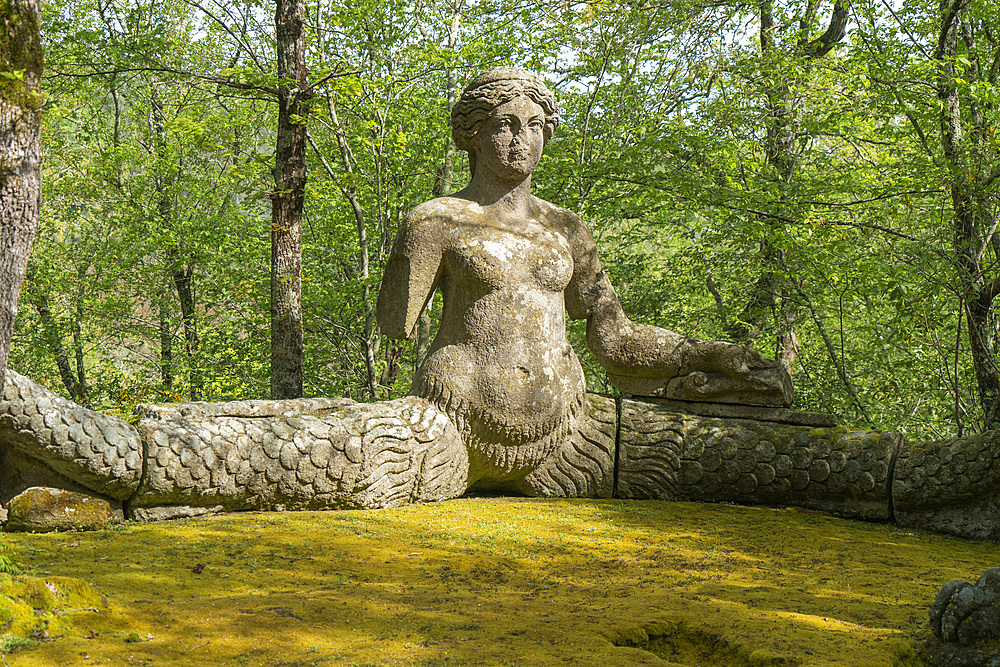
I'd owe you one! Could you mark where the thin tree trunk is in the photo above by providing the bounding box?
[0,0,43,393]
[72,268,89,405]
[270,0,307,399]
[936,0,1000,429]
[416,2,463,371]
[31,290,80,401]
[729,0,847,371]
[795,282,874,426]
[312,97,378,398]
[152,89,201,399]
[170,256,201,398]
[159,272,173,393]
[439,3,462,197]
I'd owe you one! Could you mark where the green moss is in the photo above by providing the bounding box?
[1,499,997,665]
[0,0,44,110]
[0,574,120,656]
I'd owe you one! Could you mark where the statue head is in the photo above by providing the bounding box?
[451,67,560,176]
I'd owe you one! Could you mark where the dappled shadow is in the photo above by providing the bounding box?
[3,497,993,665]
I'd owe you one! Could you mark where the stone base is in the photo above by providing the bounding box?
[639,397,836,427]
[617,398,898,522]
[893,432,1000,540]
[132,505,224,522]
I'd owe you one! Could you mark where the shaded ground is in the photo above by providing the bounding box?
[1,498,998,665]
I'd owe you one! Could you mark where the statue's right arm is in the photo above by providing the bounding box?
[376,210,444,340]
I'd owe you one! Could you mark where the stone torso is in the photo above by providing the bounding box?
[410,197,586,478]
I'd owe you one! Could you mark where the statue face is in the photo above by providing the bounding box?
[473,95,546,181]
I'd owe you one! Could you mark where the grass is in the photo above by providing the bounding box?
[0,498,997,665]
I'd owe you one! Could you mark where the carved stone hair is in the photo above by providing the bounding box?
[451,67,560,176]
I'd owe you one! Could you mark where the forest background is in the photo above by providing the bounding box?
[13,0,1000,440]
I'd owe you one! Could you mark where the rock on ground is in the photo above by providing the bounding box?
[4,487,112,532]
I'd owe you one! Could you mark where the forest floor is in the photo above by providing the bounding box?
[0,498,997,666]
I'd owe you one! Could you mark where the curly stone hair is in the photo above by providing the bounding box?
[451,67,560,176]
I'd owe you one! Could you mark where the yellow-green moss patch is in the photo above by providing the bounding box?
[2,498,998,665]
[0,574,122,656]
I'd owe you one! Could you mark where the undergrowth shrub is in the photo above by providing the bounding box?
[0,538,19,575]
[0,633,39,654]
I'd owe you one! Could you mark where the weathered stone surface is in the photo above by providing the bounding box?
[138,396,355,422]
[132,505,224,522]
[641,398,836,427]
[516,393,617,498]
[0,506,7,524]
[926,568,1000,666]
[893,431,1000,540]
[0,370,142,501]
[136,396,469,511]
[618,399,898,521]
[5,487,111,532]
[378,66,791,493]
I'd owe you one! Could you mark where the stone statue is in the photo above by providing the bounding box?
[377,66,792,491]
[2,67,1000,545]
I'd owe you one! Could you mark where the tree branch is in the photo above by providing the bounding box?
[800,0,850,58]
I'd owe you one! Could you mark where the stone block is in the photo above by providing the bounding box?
[5,487,111,532]
[618,399,898,521]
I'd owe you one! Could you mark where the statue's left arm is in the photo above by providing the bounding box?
[561,211,793,407]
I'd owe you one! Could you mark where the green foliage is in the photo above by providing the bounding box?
[0,633,38,654]
[0,539,19,576]
[10,0,1000,438]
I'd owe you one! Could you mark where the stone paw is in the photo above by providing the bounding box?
[931,568,1000,645]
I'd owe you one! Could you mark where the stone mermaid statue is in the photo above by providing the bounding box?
[1,68,998,544]
[377,66,791,490]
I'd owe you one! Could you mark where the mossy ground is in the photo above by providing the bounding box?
[0,498,998,666]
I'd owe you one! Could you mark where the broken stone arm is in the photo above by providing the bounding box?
[376,212,441,340]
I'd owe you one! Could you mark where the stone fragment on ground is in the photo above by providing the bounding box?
[4,486,112,532]
[132,505,224,522]
[921,568,1000,666]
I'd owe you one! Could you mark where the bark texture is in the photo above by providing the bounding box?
[270,0,307,399]
[0,0,43,394]
[936,0,1000,429]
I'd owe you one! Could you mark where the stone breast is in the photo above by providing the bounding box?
[449,225,573,294]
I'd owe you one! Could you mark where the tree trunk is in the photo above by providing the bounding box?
[171,258,201,399]
[159,272,173,393]
[966,289,999,427]
[152,90,202,400]
[0,0,43,394]
[416,3,462,372]
[72,316,87,404]
[728,0,848,373]
[270,0,307,399]
[28,285,79,401]
[936,0,1000,429]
